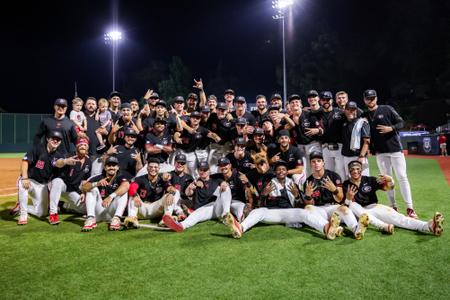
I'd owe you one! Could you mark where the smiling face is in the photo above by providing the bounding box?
[104,163,119,176]
[46,136,62,151]
[147,162,160,176]
[275,165,287,180]
[349,164,362,180]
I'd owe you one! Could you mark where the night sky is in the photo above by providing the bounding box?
[2,0,448,114]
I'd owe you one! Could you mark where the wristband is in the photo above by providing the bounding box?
[109,192,117,199]
[345,199,352,206]
[304,195,312,201]
[92,182,97,188]
[155,144,164,149]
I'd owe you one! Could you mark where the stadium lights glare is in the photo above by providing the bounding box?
[272,0,294,11]
[104,30,123,42]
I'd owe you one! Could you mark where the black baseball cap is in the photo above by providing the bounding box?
[271,93,282,100]
[149,92,159,99]
[48,130,63,140]
[54,98,68,107]
[345,101,358,110]
[124,128,138,136]
[121,102,131,110]
[105,156,119,165]
[197,161,210,170]
[288,94,301,102]
[235,96,246,103]
[109,91,121,98]
[153,117,167,125]
[274,160,289,169]
[155,100,167,107]
[320,91,333,99]
[187,93,198,100]
[309,151,324,160]
[277,130,290,139]
[173,96,184,102]
[268,104,280,111]
[218,157,231,166]
[364,89,377,98]
[224,89,235,95]
[217,102,228,110]
[235,137,246,146]
[307,90,319,97]
[175,154,187,163]
[254,128,264,135]
[190,111,201,118]
[201,106,211,113]
[236,117,248,125]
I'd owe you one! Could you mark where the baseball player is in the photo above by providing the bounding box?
[124,158,182,228]
[80,156,129,231]
[303,151,369,240]
[225,137,254,174]
[108,102,140,147]
[251,95,269,125]
[16,130,65,225]
[162,161,232,232]
[164,154,195,212]
[362,89,418,218]
[143,118,174,173]
[223,160,342,240]
[343,160,444,236]
[108,91,122,123]
[48,137,92,224]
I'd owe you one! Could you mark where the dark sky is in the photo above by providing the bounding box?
[1,0,443,113]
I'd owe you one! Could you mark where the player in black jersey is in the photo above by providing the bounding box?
[144,118,174,173]
[343,160,444,236]
[16,130,65,225]
[163,154,195,212]
[225,137,254,175]
[48,137,92,224]
[303,151,369,240]
[80,156,129,231]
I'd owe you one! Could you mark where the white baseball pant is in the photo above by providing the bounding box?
[376,152,414,209]
[128,190,182,219]
[305,204,360,233]
[48,178,86,215]
[85,188,128,221]
[17,177,49,218]
[90,157,104,177]
[322,144,346,180]
[179,187,232,230]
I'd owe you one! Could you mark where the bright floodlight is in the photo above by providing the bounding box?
[272,0,294,10]
[104,31,122,42]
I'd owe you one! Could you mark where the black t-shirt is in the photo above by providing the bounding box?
[211,170,246,203]
[24,143,64,183]
[302,109,324,143]
[231,111,257,126]
[225,151,254,174]
[169,171,194,199]
[109,109,121,123]
[341,118,371,157]
[33,116,78,154]
[193,177,223,209]
[143,115,177,135]
[269,146,305,171]
[363,105,404,154]
[251,110,268,125]
[177,126,210,152]
[115,145,138,178]
[246,169,275,197]
[88,173,129,200]
[321,108,345,143]
[303,170,342,206]
[56,154,92,193]
[84,112,100,155]
[132,175,170,203]
[342,176,383,207]
[145,131,172,163]
[290,113,314,146]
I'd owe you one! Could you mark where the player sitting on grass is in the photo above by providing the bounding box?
[223,160,342,240]
[123,157,183,229]
[343,160,444,236]
[80,156,129,231]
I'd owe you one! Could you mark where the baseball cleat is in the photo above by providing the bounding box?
[392,206,398,212]
[162,214,184,232]
[223,212,243,239]
[109,216,122,231]
[17,214,28,225]
[49,213,60,225]
[407,208,418,219]
[385,224,394,234]
[354,213,370,240]
[325,212,341,240]
[431,212,444,236]
[9,201,20,216]
[335,226,344,237]
[176,213,187,222]
[124,216,139,229]
[81,217,97,232]
[181,204,194,215]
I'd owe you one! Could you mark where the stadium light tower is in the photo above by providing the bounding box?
[104,30,123,91]
[272,0,294,107]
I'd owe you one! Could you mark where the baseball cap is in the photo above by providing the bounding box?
[105,156,119,165]
[345,101,358,110]
[124,128,138,136]
[236,117,248,125]
[201,106,211,113]
[277,130,290,139]
[109,91,121,98]
[216,102,228,110]
[273,160,288,169]
[121,102,131,110]
[147,157,160,164]
[348,160,362,169]
[307,90,319,97]
[224,89,235,95]
[173,96,184,102]
[235,137,246,146]
[187,93,198,100]
[175,154,187,163]
[197,161,210,170]
[190,111,201,118]
[76,137,89,147]
[271,93,282,100]
[268,104,280,111]
[254,128,264,135]
[48,130,63,140]
[54,98,68,107]
[364,89,377,98]
[288,94,301,102]
[309,151,324,160]
[149,92,159,99]
[153,117,167,125]
[320,91,333,99]
[235,96,246,103]
[218,157,231,166]
[155,100,167,107]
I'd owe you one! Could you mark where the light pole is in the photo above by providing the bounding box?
[272,0,294,107]
[104,30,122,91]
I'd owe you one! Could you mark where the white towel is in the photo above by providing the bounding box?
[350,118,367,151]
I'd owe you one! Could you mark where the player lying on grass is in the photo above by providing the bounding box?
[80,156,129,231]
[343,160,444,236]
[123,157,184,229]
[223,160,342,240]
[162,161,232,232]
[303,151,369,240]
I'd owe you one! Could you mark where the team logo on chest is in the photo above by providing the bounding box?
[377,114,384,119]
[303,121,310,128]
[333,112,342,120]
[361,185,372,193]
[35,160,45,169]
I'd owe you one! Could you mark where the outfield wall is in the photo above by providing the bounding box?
[0,113,50,153]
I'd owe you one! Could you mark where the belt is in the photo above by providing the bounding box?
[322,143,339,150]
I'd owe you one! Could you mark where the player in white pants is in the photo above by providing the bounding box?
[80,156,130,231]
[223,160,343,240]
[162,161,232,232]
[343,160,444,236]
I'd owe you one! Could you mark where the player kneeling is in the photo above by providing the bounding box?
[80,156,129,231]
[343,160,444,236]
[124,158,183,228]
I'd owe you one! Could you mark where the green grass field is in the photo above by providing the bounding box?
[0,157,449,299]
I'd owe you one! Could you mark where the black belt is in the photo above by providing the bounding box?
[323,143,339,150]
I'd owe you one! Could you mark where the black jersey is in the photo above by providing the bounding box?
[251,110,268,125]
[145,131,172,163]
[363,105,404,154]
[132,175,170,203]
[57,155,92,193]
[33,116,78,154]
[246,169,275,199]
[143,115,177,135]
[24,143,64,184]
[84,112,100,155]
[89,173,129,200]
[193,177,223,209]
[211,170,247,203]
[109,109,121,123]
[321,108,345,144]
[341,118,371,157]
[169,171,194,199]
[231,111,257,126]
[225,151,254,174]
[114,118,137,146]
[304,170,342,206]
[302,109,324,143]
[290,113,314,145]
[342,176,383,207]
[206,113,233,144]
[268,145,305,171]
[115,145,139,178]
[178,126,210,152]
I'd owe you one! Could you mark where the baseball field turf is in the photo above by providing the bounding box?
[0,157,448,299]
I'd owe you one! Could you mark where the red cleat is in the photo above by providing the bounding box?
[162,214,184,232]
[49,213,60,225]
